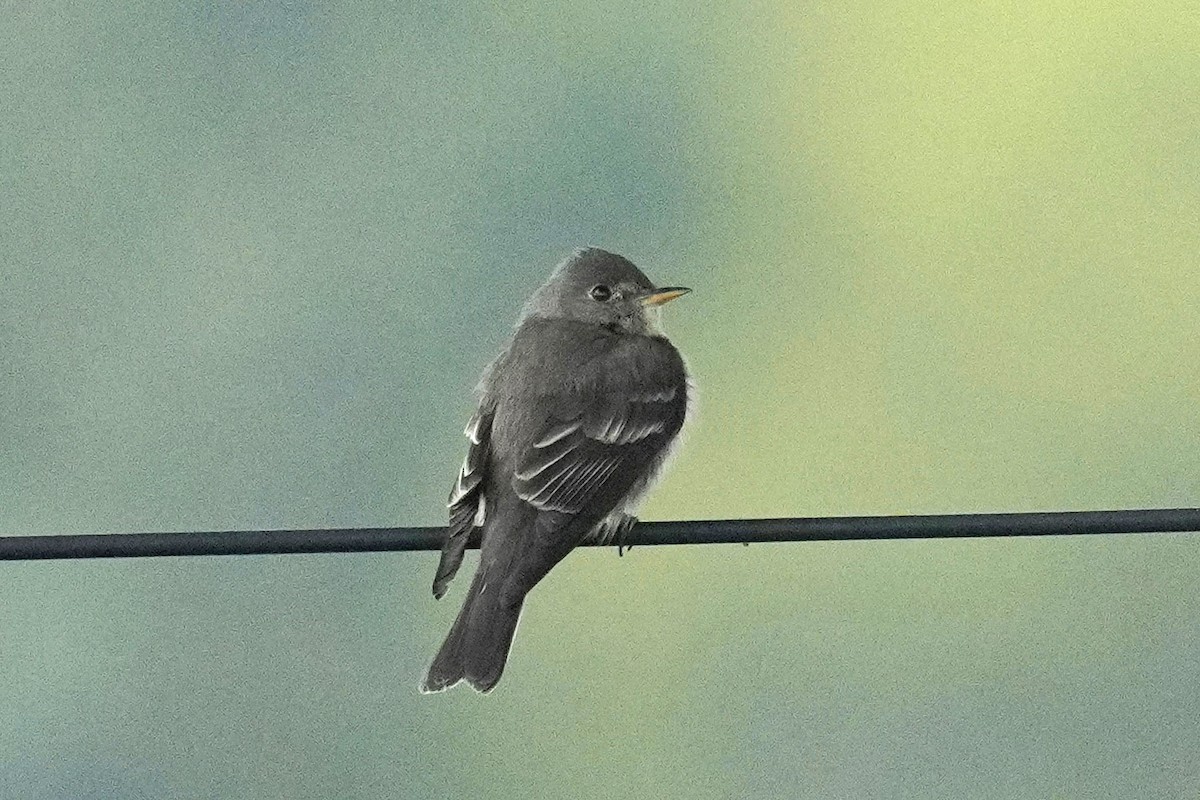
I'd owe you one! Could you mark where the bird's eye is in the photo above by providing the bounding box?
[589,284,613,302]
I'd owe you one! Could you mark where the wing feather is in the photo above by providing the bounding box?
[434,406,493,599]
[512,378,684,516]
[533,419,581,448]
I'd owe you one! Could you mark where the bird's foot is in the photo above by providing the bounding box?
[614,513,638,557]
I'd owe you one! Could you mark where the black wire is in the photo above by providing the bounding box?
[2,508,1198,561]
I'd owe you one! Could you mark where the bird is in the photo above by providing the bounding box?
[420,247,692,693]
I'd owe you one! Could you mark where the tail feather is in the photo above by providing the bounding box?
[420,570,524,694]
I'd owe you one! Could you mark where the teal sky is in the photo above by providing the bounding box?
[3,3,1198,798]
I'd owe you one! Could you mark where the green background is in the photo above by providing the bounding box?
[4,2,1198,798]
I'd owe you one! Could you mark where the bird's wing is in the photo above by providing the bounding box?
[433,405,493,599]
[512,380,685,516]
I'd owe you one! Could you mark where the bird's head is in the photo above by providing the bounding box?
[522,248,690,336]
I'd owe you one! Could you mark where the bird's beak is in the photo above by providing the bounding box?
[640,287,691,307]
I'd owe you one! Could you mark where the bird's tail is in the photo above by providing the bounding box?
[420,568,524,694]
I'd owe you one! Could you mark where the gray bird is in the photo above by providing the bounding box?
[420,248,691,693]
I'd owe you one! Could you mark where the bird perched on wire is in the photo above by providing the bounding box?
[420,248,691,693]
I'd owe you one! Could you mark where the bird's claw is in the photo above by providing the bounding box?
[615,514,638,557]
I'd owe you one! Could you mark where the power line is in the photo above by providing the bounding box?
[2,508,1197,561]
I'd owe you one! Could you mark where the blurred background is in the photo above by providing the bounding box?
[3,1,1198,798]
